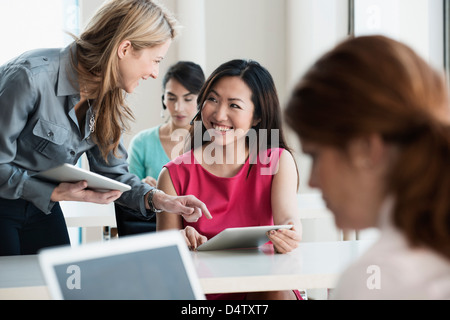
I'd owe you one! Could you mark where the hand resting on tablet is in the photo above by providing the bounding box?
[266,222,301,254]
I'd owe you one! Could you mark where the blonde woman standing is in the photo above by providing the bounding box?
[0,0,210,256]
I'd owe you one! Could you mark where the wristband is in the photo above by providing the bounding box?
[147,189,163,213]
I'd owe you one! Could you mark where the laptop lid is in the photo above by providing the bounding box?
[38,230,205,300]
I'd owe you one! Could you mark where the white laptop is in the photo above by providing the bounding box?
[197,225,293,251]
[36,163,131,192]
[38,230,205,300]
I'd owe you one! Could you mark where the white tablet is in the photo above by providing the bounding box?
[196,225,293,251]
[36,163,131,192]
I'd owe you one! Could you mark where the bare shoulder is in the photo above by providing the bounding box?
[275,149,298,179]
[156,167,177,196]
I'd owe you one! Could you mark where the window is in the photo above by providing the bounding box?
[350,0,444,70]
[0,0,79,64]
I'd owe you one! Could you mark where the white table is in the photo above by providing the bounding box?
[0,255,49,299]
[0,240,373,299]
[192,241,372,294]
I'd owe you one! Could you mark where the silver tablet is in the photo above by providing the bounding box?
[196,225,294,251]
[36,163,131,192]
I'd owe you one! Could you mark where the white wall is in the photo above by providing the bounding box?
[285,0,349,193]
[353,0,444,70]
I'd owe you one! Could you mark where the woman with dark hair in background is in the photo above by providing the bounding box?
[128,61,205,187]
[285,35,450,299]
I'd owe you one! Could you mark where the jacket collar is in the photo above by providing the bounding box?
[56,42,80,97]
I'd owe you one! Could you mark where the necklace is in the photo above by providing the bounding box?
[86,98,95,134]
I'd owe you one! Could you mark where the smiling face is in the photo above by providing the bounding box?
[163,79,199,129]
[117,40,171,93]
[201,76,260,147]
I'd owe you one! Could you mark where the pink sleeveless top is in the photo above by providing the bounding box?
[164,148,284,237]
[165,147,302,300]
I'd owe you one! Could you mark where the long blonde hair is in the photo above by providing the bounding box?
[74,0,179,161]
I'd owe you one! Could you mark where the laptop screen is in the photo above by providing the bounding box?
[39,231,205,300]
[53,246,196,299]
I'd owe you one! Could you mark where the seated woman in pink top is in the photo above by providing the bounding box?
[157,59,302,300]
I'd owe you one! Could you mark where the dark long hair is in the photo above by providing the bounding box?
[162,61,205,104]
[189,59,297,180]
[285,35,450,260]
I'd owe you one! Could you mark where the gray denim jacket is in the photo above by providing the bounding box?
[0,43,152,215]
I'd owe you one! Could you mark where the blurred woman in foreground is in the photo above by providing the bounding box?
[285,35,450,299]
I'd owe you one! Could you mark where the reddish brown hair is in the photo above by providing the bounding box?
[286,35,450,259]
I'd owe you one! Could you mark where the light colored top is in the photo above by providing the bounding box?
[0,44,151,214]
[128,125,170,181]
[332,198,450,299]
